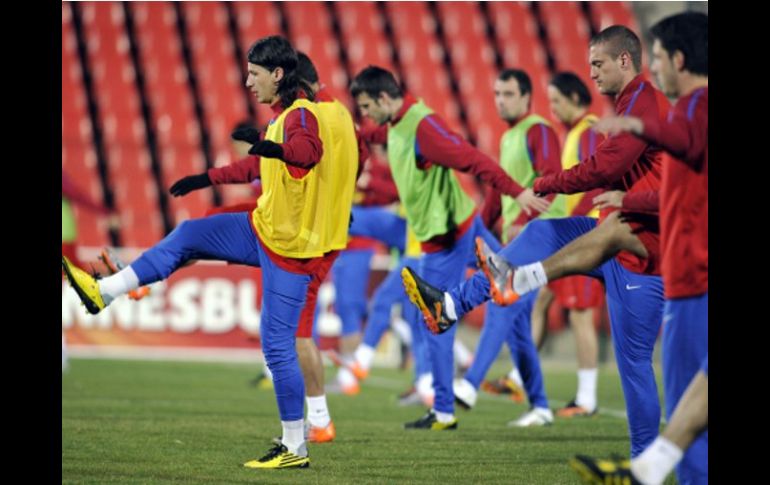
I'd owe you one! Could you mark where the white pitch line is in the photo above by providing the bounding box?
[364,375,665,423]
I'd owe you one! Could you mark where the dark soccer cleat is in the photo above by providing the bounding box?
[569,454,640,485]
[404,410,457,430]
[401,266,455,334]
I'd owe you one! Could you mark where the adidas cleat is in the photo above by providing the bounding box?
[62,256,106,315]
[569,454,640,484]
[243,443,309,469]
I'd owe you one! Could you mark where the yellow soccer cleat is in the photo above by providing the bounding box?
[404,410,458,430]
[249,372,274,390]
[243,443,309,469]
[569,454,640,485]
[62,256,106,315]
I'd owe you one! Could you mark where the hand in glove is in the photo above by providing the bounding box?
[169,173,212,197]
[230,126,261,145]
[248,140,284,159]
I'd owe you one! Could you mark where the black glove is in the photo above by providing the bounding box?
[169,173,212,197]
[248,140,284,159]
[231,126,261,145]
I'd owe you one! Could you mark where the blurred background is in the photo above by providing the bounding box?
[61,1,707,363]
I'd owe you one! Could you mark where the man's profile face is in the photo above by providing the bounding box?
[589,43,625,95]
[356,92,390,125]
[246,63,279,104]
[650,39,679,98]
[547,85,578,124]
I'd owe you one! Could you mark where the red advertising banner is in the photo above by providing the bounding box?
[63,261,264,350]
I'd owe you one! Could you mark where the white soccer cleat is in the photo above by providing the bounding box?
[453,378,478,410]
[507,407,554,427]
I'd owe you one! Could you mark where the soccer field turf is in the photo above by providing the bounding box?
[62,358,674,484]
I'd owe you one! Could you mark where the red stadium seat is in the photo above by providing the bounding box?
[334,2,395,75]
[232,2,283,128]
[436,2,503,156]
[384,2,464,135]
[181,1,250,157]
[538,2,613,116]
[487,2,553,122]
[283,2,350,106]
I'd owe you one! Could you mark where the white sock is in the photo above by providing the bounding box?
[98,265,140,304]
[434,410,455,424]
[513,262,547,295]
[391,316,413,345]
[416,373,433,398]
[631,436,683,485]
[575,368,598,411]
[453,339,473,368]
[280,419,306,456]
[306,395,331,428]
[354,344,375,370]
[507,366,524,387]
[262,363,273,381]
[337,366,357,387]
[444,292,457,320]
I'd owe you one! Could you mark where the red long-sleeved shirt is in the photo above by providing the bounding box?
[534,75,669,275]
[208,94,322,184]
[481,115,563,229]
[363,94,526,251]
[643,87,708,298]
[622,190,659,214]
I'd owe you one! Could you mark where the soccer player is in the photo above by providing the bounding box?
[171,51,367,444]
[403,26,671,456]
[451,68,564,427]
[571,12,708,484]
[350,65,550,430]
[62,35,356,469]
[546,72,607,418]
